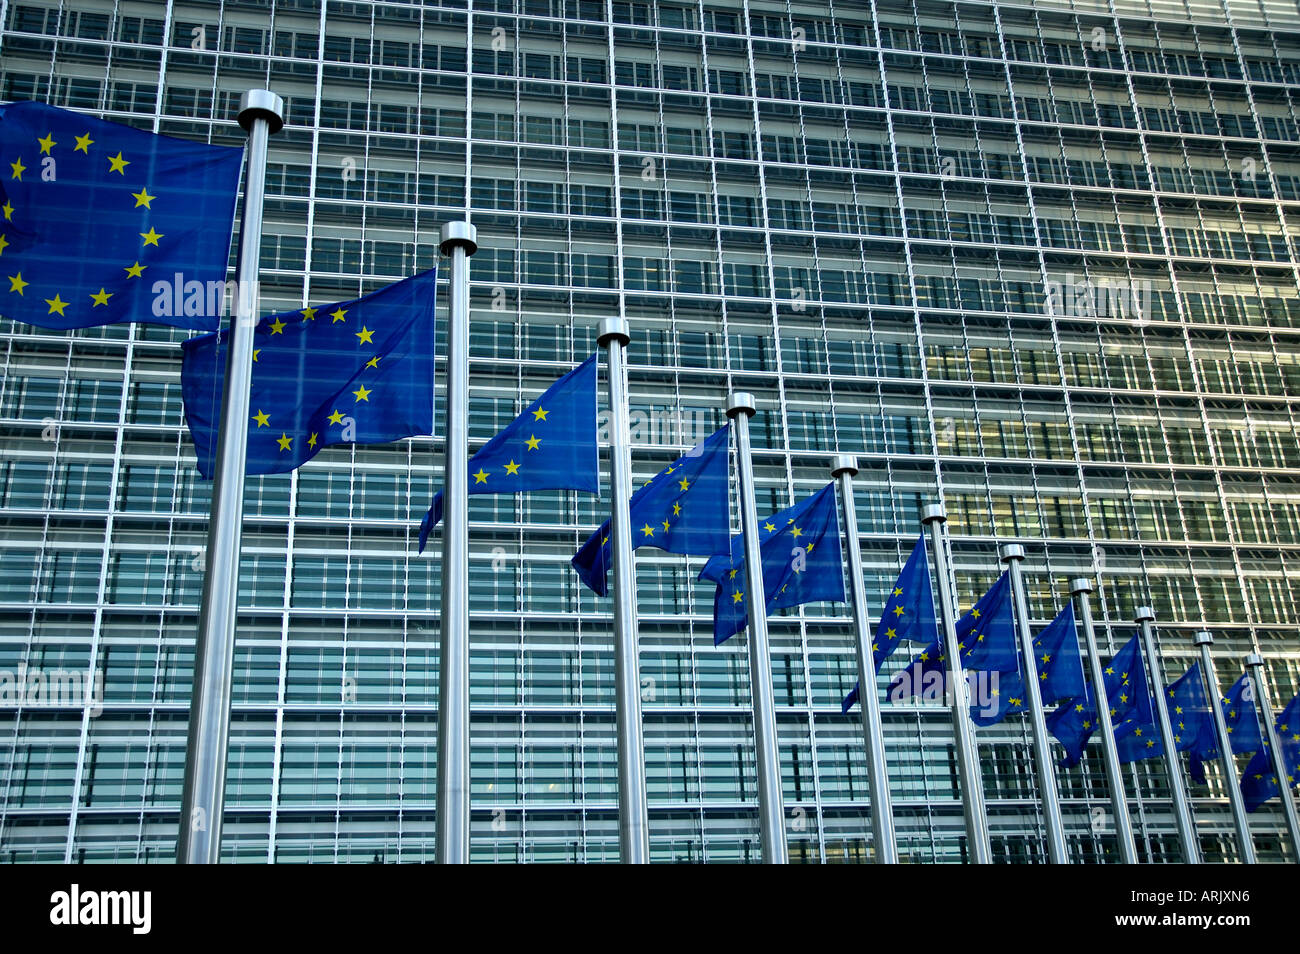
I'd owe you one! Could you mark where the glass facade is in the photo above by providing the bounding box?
[2,0,1299,863]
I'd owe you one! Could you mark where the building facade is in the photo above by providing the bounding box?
[2,0,1299,862]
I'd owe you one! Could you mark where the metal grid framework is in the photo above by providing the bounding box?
[0,0,1299,863]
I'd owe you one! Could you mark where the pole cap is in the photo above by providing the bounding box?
[597,317,629,348]
[1245,653,1264,669]
[439,220,479,256]
[725,391,756,418]
[1193,630,1213,647]
[830,454,858,478]
[920,503,946,524]
[1069,577,1093,595]
[1134,605,1155,622]
[238,89,285,134]
[999,543,1025,562]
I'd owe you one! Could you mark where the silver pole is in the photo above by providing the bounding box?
[435,220,478,864]
[176,90,283,865]
[831,456,896,864]
[1071,578,1138,864]
[921,504,992,864]
[1136,607,1200,863]
[1001,545,1068,863]
[1245,653,1300,860]
[599,318,649,864]
[1194,632,1255,863]
[726,392,787,864]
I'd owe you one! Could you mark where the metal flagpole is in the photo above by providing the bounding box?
[1071,578,1138,864]
[1245,653,1300,860]
[1194,632,1255,863]
[1000,545,1068,863]
[921,504,992,864]
[599,318,649,864]
[831,456,896,864]
[1135,607,1200,864]
[726,392,787,864]
[435,220,478,864]
[177,90,283,865]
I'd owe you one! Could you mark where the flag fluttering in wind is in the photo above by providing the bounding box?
[571,424,731,594]
[699,482,844,646]
[1112,662,1212,764]
[420,353,600,552]
[183,269,438,479]
[1189,671,1262,784]
[0,100,242,331]
[1241,692,1300,811]
[1047,633,1154,767]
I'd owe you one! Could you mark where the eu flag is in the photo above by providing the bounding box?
[182,269,437,479]
[840,535,938,713]
[955,572,1017,672]
[698,482,844,646]
[570,424,731,595]
[881,639,1009,726]
[1241,692,1299,812]
[0,100,242,331]
[1113,662,1211,764]
[1047,633,1153,767]
[1190,671,1262,784]
[419,354,599,553]
[978,602,1089,726]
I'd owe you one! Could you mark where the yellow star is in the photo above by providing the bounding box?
[89,288,112,306]
[1075,703,1084,712]
[277,433,292,451]
[253,349,261,363]
[531,405,550,422]
[352,384,372,402]
[640,523,655,537]
[37,133,56,155]
[0,234,7,255]
[308,432,318,448]
[9,157,25,180]
[74,133,93,153]
[354,325,375,345]
[525,434,540,450]
[971,608,981,618]
[678,477,690,491]
[268,317,286,335]
[131,187,154,208]
[885,627,896,638]
[1040,653,1051,664]
[301,306,317,321]
[893,587,903,596]
[504,460,520,475]
[2,200,11,220]
[331,307,347,322]
[763,521,776,533]
[8,272,28,295]
[107,151,130,174]
[672,502,681,516]
[473,468,489,484]
[892,605,904,616]
[140,227,163,246]
[44,293,68,315]
[253,409,270,427]
[365,356,379,369]
[327,409,344,425]
[732,590,743,604]
[790,525,802,538]
[123,261,146,278]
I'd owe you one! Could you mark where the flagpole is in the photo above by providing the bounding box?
[1071,578,1138,863]
[176,90,283,865]
[1194,632,1255,863]
[1000,545,1068,863]
[830,456,896,864]
[726,392,787,864]
[1245,653,1300,860]
[1136,607,1201,863]
[921,504,992,864]
[435,220,478,864]
[599,318,649,864]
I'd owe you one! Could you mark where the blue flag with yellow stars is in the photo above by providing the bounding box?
[698,482,845,647]
[1047,633,1153,767]
[967,601,1089,726]
[954,572,1017,672]
[571,424,731,595]
[182,269,437,479]
[1112,662,1212,764]
[1190,671,1263,784]
[880,639,1012,726]
[839,535,938,714]
[419,354,599,553]
[1241,692,1300,811]
[0,100,242,331]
